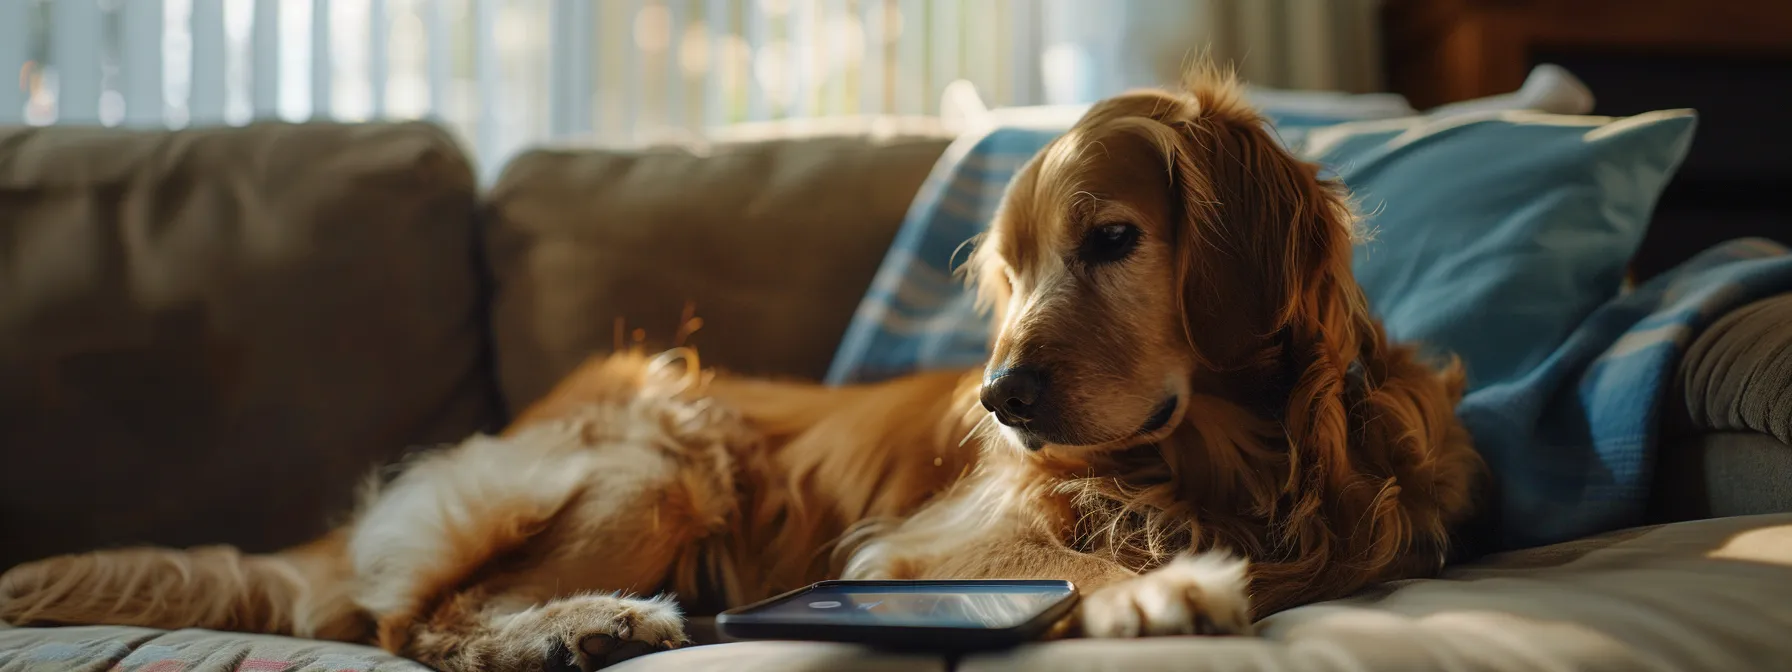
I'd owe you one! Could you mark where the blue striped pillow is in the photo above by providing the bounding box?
[826,109,1697,398]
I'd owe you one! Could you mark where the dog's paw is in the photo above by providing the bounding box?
[507,593,689,671]
[1078,551,1254,638]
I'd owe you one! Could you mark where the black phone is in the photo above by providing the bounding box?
[714,580,1079,651]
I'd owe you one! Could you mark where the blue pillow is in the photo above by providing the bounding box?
[828,109,1697,392]
[1294,110,1698,391]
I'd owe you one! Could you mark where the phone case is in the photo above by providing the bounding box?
[714,579,1080,651]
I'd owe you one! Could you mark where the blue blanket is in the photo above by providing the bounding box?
[825,123,1792,551]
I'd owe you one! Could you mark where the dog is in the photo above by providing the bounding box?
[0,68,1485,671]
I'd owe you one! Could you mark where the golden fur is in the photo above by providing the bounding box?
[0,68,1485,670]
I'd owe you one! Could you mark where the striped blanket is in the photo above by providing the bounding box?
[824,121,1792,551]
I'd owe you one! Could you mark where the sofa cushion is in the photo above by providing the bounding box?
[0,625,944,672]
[611,514,1792,671]
[958,513,1792,672]
[618,640,945,672]
[484,130,951,415]
[7,515,1790,671]
[0,122,499,569]
[0,625,427,671]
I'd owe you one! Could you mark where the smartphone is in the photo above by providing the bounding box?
[715,580,1079,651]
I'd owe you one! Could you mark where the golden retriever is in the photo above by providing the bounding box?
[0,68,1485,671]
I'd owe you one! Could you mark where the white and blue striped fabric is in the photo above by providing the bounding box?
[825,125,1060,385]
[1462,237,1792,548]
[825,108,1792,552]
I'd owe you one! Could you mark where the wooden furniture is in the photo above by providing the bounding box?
[1383,0,1792,109]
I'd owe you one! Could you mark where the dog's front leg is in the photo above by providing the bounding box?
[914,539,1254,638]
[858,534,1253,637]
[844,473,1255,638]
[1075,549,1255,637]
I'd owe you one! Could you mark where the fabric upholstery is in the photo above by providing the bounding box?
[1654,432,1792,522]
[1694,433,1792,517]
[9,515,1792,671]
[1652,292,1792,522]
[656,514,1792,671]
[1677,292,1792,443]
[0,625,426,671]
[0,122,499,569]
[483,131,951,414]
[0,625,946,672]
[616,641,944,672]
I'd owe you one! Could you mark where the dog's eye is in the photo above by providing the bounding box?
[1078,223,1141,265]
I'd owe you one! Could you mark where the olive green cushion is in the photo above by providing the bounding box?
[0,122,499,568]
[483,130,951,414]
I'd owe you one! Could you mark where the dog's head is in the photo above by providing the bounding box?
[970,68,1366,454]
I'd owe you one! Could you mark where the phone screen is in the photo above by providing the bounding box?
[736,582,1074,629]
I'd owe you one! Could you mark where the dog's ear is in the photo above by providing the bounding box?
[1158,70,1364,379]
[1157,67,1387,517]
[1162,70,1484,588]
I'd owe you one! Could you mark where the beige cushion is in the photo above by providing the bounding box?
[959,514,1792,672]
[0,626,941,672]
[8,515,1790,670]
[484,131,951,413]
[0,122,498,568]
[0,625,427,671]
[618,514,1792,671]
[615,640,944,672]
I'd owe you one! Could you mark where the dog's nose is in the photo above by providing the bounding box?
[981,367,1047,426]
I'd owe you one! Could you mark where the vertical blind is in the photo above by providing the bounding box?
[4,1,1386,177]
[3,0,1061,176]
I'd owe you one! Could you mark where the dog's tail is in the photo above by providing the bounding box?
[0,533,368,641]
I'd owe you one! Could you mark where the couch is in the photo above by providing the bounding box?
[2,119,1790,671]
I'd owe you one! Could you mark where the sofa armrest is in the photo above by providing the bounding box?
[1651,293,1792,522]
[1678,293,1792,442]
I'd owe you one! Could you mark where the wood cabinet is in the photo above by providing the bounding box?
[1383,0,1792,109]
